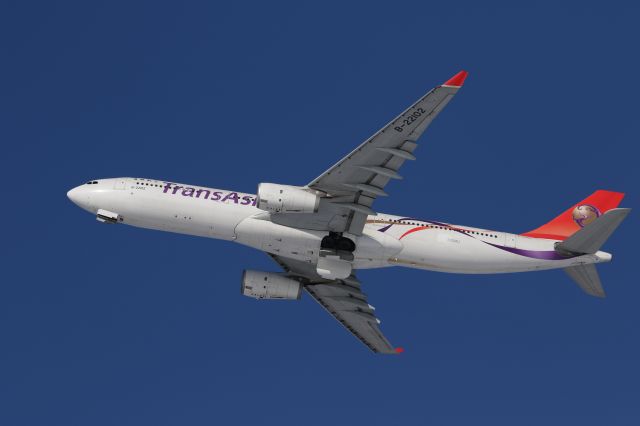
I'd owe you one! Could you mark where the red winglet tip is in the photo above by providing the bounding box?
[443,70,468,87]
[395,347,405,354]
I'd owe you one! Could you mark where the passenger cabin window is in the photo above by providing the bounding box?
[135,180,163,187]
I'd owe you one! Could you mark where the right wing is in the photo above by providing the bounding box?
[269,254,399,354]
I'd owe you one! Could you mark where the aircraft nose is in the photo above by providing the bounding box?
[67,185,92,211]
[67,186,82,205]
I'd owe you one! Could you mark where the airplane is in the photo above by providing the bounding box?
[67,71,630,354]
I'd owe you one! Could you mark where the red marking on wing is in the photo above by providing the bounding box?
[443,70,468,87]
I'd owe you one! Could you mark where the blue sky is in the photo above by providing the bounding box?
[1,1,639,425]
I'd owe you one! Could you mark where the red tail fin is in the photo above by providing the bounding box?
[522,190,625,240]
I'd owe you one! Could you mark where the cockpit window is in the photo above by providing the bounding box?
[85,181,99,185]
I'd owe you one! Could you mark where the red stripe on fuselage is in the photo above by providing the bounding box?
[399,226,431,240]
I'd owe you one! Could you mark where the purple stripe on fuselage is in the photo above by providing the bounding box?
[378,224,393,233]
[484,242,571,260]
[377,216,572,260]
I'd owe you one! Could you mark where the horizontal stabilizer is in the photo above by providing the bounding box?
[564,264,605,298]
[557,208,631,254]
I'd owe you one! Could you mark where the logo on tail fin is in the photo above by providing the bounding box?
[572,204,600,228]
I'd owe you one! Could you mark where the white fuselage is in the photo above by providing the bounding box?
[67,178,612,274]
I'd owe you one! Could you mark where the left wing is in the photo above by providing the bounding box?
[268,71,468,236]
[306,70,468,235]
[269,254,399,354]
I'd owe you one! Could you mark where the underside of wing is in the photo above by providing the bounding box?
[302,71,468,235]
[305,281,397,354]
[269,254,400,354]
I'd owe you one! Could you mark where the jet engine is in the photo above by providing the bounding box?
[257,183,320,214]
[241,270,302,300]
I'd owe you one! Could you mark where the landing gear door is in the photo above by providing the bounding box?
[113,178,128,190]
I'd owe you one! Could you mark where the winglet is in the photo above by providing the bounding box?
[442,70,468,88]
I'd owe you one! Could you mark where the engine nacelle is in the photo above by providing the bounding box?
[241,270,302,300]
[257,183,320,214]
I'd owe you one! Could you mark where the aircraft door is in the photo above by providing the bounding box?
[505,233,517,248]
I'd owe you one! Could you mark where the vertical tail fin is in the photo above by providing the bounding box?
[522,190,625,240]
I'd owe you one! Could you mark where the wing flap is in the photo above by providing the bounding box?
[307,84,461,196]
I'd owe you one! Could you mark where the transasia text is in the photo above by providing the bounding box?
[162,182,257,206]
